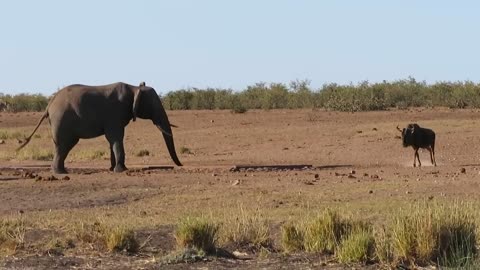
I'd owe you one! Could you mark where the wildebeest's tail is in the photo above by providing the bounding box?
[16,111,49,151]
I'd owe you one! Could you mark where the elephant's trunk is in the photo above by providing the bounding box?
[155,124,182,166]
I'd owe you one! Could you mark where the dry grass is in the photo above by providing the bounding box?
[390,201,477,267]
[303,209,351,253]
[16,146,53,161]
[0,129,25,140]
[281,223,304,253]
[105,226,138,253]
[0,216,26,255]
[71,221,138,254]
[336,227,375,264]
[179,146,192,154]
[219,208,272,251]
[135,149,150,157]
[72,149,107,161]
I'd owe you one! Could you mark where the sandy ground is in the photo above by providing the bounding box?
[1,108,480,269]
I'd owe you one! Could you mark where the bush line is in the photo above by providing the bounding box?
[3,78,480,112]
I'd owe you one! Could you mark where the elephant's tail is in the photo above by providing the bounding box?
[16,111,49,152]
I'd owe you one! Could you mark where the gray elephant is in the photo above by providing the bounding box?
[18,82,182,174]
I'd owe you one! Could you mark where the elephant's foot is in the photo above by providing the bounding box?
[53,167,68,174]
[113,164,128,173]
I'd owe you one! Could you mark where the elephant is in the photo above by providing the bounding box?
[18,82,182,174]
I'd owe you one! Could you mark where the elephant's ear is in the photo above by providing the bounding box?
[132,88,142,122]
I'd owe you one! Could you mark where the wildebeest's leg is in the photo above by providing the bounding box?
[53,138,79,174]
[105,128,127,173]
[431,145,437,166]
[413,147,421,167]
[416,150,422,167]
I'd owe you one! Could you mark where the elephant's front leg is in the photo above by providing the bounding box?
[105,129,128,173]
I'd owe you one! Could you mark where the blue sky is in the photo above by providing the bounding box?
[1,1,479,95]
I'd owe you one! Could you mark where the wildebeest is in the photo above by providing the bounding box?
[397,123,436,167]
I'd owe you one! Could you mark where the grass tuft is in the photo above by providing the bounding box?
[220,208,272,252]
[281,222,304,253]
[373,226,393,265]
[303,209,351,253]
[175,217,219,253]
[0,216,26,255]
[337,227,375,264]
[179,146,192,154]
[72,221,138,253]
[135,149,150,157]
[105,226,138,254]
[390,201,477,267]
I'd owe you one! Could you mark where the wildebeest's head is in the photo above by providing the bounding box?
[397,124,419,147]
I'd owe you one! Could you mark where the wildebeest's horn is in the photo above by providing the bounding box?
[396,125,402,132]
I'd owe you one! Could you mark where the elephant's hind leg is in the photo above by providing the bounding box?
[53,138,79,174]
[105,128,127,173]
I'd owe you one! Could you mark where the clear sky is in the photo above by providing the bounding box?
[1,1,479,95]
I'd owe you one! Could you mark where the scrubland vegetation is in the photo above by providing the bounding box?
[3,78,480,113]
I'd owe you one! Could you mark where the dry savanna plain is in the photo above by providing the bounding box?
[1,108,480,269]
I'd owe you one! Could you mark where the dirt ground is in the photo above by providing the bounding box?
[1,108,480,269]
